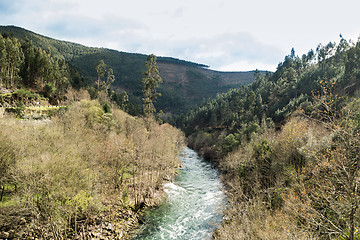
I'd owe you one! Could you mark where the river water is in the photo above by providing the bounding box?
[133,147,227,240]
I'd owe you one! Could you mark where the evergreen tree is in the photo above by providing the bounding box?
[141,54,163,117]
[20,38,35,86]
[0,35,7,86]
[4,37,23,88]
[95,60,106,91]
[106,68,115,91]
[209,111,217,126]
[95,60,114,92]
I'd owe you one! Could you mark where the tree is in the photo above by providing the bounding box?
[106,68,115,91]
[141,54,163,117]
[0,35,7,86]
[95,60,115,93]
[294,83,360,240]
[20,38,35,86]
[209,111,218,127]
[95,60,106,91]
[2,37,23,88]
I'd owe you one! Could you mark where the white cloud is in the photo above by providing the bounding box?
[140,33,284,71]
[1,0,360,71]
[219,61,276,72]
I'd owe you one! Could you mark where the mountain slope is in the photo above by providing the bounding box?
[184,36,360,240]
[0,25,258,113]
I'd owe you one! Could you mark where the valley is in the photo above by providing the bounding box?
[0,26,258,114]
[1,25,360,240]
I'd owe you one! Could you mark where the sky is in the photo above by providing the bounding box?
[1,0,360,72]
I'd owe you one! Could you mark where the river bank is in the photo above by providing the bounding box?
[132,147,227,240]
[0,101,185,239]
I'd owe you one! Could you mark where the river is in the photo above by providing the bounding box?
[133,147,227,240]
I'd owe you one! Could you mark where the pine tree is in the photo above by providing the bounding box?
[4,37,23,88]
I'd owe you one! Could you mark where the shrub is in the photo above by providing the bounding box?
[0,100,185,239]
[222,133,240,152]
[44,82,55,98]
[103,102,111,113]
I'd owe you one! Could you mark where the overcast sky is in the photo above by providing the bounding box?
[1,0,360,71]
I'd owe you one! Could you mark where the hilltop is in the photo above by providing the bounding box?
[0,25,260,114]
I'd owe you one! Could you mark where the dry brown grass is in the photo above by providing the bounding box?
[214,200,317,240]
[214,116,333,239]
[0,100,185,239]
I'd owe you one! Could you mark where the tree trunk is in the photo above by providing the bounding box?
[9,65,13,88]
[0,185,5,201]
[349,201,357,240]
[133,157,137,208]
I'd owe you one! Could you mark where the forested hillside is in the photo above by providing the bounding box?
[0,33,80,107]
[176,36,360,239]
[175,37,357,157]
[0,24,192,239]
[0,26,257,114]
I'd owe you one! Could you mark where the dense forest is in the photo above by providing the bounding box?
[175,37,357,157]
[175,36,360,239]
[0,34,76,105]
[0,26,256,115]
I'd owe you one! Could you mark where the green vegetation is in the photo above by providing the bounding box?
[213,97,360,239]
[175,37,357,158]
[4,24,360,239]
[142,54,163,117]
[0,100,184,239]
[95,59,115,93]
[0,34,73,105]
[0,28,188,239]
[176,37,360,239]
[0,26,256,115]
